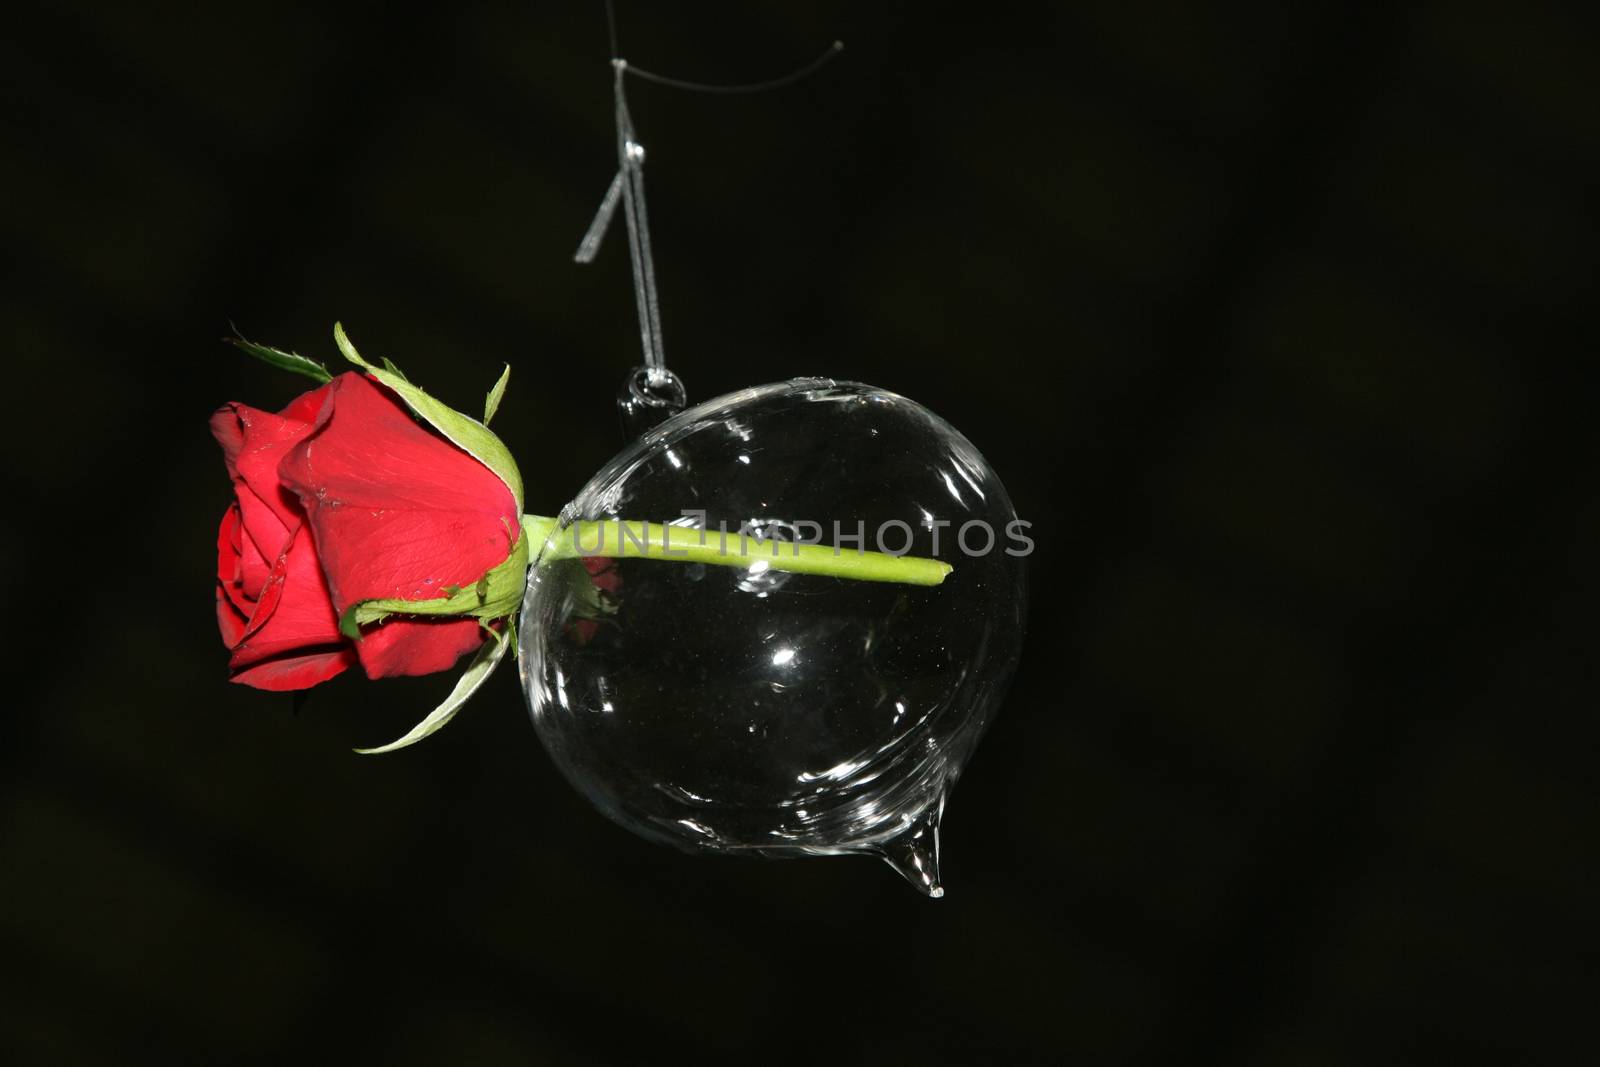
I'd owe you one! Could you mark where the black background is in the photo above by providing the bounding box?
[4,1,1596,1063]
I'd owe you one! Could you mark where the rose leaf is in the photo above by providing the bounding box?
[484,363,510,425]
[227,333,333,383]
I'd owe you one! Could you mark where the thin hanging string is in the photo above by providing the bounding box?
[625,40,844,94]
[612,60,669,387]
[574,1,844,389]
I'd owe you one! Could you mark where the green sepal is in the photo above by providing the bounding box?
[337,528,530,639]
[353,618,516,755]
[227,333,333,384]
[332,322,524,512]
[484,364,510,425]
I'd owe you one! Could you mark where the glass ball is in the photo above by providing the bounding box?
[518,379,1027,896]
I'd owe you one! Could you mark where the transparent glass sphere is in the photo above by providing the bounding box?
[518,379,1026,896]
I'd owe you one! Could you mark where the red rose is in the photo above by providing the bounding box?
[212,371,520,691]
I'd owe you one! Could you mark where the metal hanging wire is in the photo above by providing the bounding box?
[572,15,843,408]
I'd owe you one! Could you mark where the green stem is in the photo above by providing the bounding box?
[521,515,950,587]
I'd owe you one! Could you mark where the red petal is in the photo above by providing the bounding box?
[582,555,622,594]
[230,646,358,691]
[234,500,279,602]
[216,586,250,648]
[216,505,252,614]
[229,523,347,667]
[354,617,487,679]
[212,380,352,693]
[216,507,251,646]
[279,385,331,424]
[277,373,519,615]
[209,381,333,543]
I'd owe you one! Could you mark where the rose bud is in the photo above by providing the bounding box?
[212,371,520,691]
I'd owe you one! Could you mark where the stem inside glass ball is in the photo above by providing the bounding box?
[522,515,951,586]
